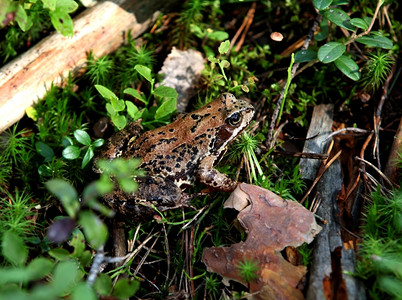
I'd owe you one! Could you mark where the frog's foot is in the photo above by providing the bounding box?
[196,156,238,192]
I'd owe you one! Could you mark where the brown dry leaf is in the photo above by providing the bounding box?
[202,183,321,300]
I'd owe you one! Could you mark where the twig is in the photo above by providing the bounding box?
[229,3,256,52]
[272,150,329,159]
[163,223,171,287]
[324,127,371,142]
[133,234,159,276]
[189,226,195,298]
[301,142,342,204]
[355,156,399,189]
[235,2,256,52]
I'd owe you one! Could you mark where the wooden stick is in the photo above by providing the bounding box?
[0,0,179,133]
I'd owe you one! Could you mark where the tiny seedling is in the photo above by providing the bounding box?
[236,257,259,285]
[96,64,178,130]
[62,129,104,168]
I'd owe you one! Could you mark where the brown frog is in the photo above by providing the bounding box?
[97,93,254,220]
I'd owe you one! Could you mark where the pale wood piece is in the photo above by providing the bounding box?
[299,104,334,180]
[156,47,204,113]
[0,0,179,132]
[301,105,366,300]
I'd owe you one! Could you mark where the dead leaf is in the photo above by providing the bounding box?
[202,183,321,300]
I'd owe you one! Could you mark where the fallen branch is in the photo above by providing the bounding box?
[0,0,180,132]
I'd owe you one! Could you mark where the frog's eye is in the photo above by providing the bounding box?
[227,112,242,126]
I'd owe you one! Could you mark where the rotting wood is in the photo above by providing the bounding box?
[300,104,334,180]
[0,0,180,133]
[299,104,366,300]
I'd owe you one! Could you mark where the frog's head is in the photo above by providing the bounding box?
[215,93,255,151]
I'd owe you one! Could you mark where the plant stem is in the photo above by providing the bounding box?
[276,53,295,127]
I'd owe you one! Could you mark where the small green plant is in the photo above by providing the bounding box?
[62,129,104,168]
[294,0,394,81]
[96,64,178,130]
[171,0,204,49]
[0,0,78,36]
[0,190,36,238]
[86,53,114,85]
[227,130,263,183]
[236,257,259,285]
[357,189,402,299]
[0,125,32,166]
[202,40,257,100]
[361,51,394,92]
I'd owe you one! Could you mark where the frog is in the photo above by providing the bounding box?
[96,93,255,221]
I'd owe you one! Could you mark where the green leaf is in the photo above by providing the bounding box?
[110,98,126,112]
[118,177,138,193]
[56,0,78,13]
[63,145,81,160]
[112,278,140,299]
[350,18,369,31]
[155,97,177,120]
[72,282,97,300]
[324,8,355,31]
[80,250,92,267]
[334,55,361,81]
[218,40,230,55]
[134,65,153,83]
[332,0,349,4]
[36,141,55,162]
[294,49,317,63]
[15,4,29,31]
[356,33,393,49]
[94,273,113,296]
[42,0,57,11]
[1,231,27,267]
[154,86,178,99]
[315,18,329,41]
[241,85,249,93]
[49,248,71,260]
[62,136,74,147]
[78,211,108,249]
[313,0,332,10]
[209,30,229,41]
[45,179,79,218]
[92,138,104,148]
[95,85,118,101]
[125,101,140,120]
[74,129,91,146]
[111,115,127,130]
[81,147,94,168]
[38,164,52,177]
[52,260,79,294]
[49,11,74,36]
[317,42,346,63]
[26,257,54,280]
[26,106,38,121]
[124,88,147,104]
[220,59,230,68]
[208,56,219,63]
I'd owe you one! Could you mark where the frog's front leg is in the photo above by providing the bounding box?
[196,156,238,192]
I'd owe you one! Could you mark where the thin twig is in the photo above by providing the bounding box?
[235,2,256,52]
[355,156,399,189]
[324,127,371,142]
